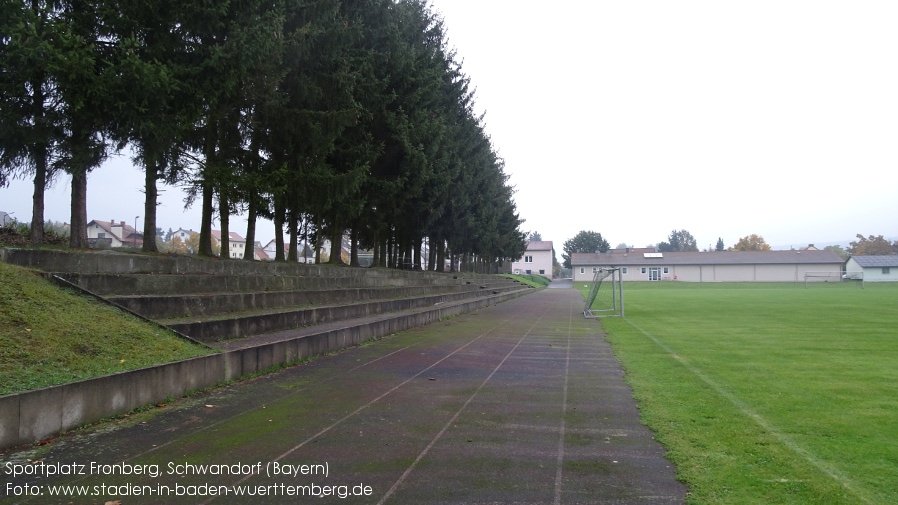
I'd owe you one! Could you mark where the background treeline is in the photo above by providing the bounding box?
[0,0,526,272]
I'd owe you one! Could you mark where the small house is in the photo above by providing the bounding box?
[845,256,898,282]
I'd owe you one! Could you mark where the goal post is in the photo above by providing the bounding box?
[804,271,864,288]
[584,267,624,318]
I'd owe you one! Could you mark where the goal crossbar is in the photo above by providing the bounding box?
[804,271,864,288]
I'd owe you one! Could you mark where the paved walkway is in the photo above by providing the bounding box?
[1,288,685,504]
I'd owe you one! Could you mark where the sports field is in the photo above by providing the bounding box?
[585,282,898,504]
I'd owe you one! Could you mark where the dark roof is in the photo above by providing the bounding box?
[850,255,898,268]
[571,250,844,266]
[526,240,553,251]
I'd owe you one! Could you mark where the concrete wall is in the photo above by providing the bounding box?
[0,248,472,282]
[0,287,529,450]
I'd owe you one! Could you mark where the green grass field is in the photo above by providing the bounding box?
[584,282,898,505]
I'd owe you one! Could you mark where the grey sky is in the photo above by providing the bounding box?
[2,1,896,250]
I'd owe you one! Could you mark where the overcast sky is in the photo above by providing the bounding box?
[2,1,897,251]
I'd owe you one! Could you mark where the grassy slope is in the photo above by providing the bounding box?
[585,282,898,505]
[0,261,213,395]
[503,273,551,288]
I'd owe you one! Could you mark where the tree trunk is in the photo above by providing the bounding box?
[413,236,422,270]
[287,210,298,262]
[30,147,47,245]
[142,152,159,252]
[218,190,230,259]
[349,226,360,267]
[199,179,215,256]
[274,201,285,261]
[68,169,88,249]
[436,239,446,272]
[387,236,394,268]
[243,196,257,261]
[328,223,345,265]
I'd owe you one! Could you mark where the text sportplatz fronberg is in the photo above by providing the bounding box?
[5,460,375,499]
[4,460,328,479]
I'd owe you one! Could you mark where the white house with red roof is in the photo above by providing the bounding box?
[211,230,248,259]
[87,219,142,248]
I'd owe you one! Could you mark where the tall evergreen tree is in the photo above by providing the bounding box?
[54,0,112,248]
[0,0,63,244]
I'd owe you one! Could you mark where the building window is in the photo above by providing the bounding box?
[524,255,533,263]
[622,267,628,274]
[579,267,585,274]
[539,269,545,274]
[98,233,105,238]
[884,267,891,274]
[641,267,646,274]
[663,267,670,274]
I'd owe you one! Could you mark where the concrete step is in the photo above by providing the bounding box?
[53,272,478,296]
[106,284,500,319]
[158,284,528,343]
[212,286,536,351]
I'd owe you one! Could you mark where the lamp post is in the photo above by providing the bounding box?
[134,215,140,248]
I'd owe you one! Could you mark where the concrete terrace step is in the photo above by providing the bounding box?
[158,283,528,342]
[212,285,536,351]
[104,284,490,319]
[53,271,473,296]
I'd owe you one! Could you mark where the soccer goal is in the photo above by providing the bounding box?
[583,267,624,318]
[804,271,864,288]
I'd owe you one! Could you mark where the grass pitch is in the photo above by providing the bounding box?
[585,282,898,505]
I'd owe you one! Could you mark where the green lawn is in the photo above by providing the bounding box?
[0,261,213,395]
[587,282,898,505]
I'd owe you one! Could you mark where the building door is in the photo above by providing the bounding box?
[649,267,661,281]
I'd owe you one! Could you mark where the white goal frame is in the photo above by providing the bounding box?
[804,271,864,288]
[583,267,624,318]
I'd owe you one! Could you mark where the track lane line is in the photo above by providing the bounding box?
[376,301,554,504]
[201,313,520,504]
[553,291,575,504]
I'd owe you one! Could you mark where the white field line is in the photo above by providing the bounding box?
[12,333,441,505]
[200,316,515,505]
[377,303,553,504]
[624,319,874,505]
[552,294,574,505]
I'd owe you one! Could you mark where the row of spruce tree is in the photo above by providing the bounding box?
[0,0,527,271]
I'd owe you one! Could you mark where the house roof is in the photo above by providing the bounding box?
[211,230,246,243]
[254,248,270,260]
[850,255,898,268]
[610,247,655,254]
[572,250,844,266]
[88,219,142,244]
[526,240,553,251]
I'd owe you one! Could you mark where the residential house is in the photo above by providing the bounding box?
[211,230,247,259]
[262,239,315,262]
[845,255,898,282]
[571,249,844,283]
[87,219,143,248]
[0,211,14,226]
[511,240,554,278]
